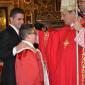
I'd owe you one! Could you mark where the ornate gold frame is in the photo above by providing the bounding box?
[0,7,8,31]
[25,10,32,23]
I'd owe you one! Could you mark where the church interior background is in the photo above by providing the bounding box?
[0,0,63,82]
[0,0,64,31]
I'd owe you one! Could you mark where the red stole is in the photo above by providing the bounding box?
[79,20,85,85]
[36,50,44,83]
[59,26,77,85]
[38,30,49,60]
[46,28,61,85]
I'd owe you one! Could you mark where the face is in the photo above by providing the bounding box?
[61,11,76,25]
[28,28,37,44]
[10,13,24,29]
[78,1,85,13]
[42,27,47,32]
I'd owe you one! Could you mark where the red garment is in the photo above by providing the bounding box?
[45,29,61,85]
[38,30,45,60]
[38,30,49,61]
[38,26,85,85]
[54,25,84,85]
[58,26,77,85]
[79,20,85,85]
[38,28,64,85]
[38,30,49,74]
[15,49,44,85]
[46,26,78,85]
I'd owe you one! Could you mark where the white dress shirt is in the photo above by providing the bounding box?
[9,24,19,56]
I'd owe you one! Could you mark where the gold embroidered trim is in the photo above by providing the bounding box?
[81,48,85,85]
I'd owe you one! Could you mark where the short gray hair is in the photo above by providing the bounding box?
[19,23,34,40]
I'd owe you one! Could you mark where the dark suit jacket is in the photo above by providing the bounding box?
[0,25,21,85]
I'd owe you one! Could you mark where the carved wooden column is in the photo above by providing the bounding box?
[14,0,19,7]
[14,0,24,8]
[19,0,24,8]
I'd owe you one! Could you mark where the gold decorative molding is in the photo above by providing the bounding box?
[24,0,31,5]
[0,1,13,7]
[81,48,85,85]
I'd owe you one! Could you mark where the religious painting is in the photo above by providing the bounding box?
[0,7,8,31]
[25,10,32,23]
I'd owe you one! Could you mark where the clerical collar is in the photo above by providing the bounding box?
[22,40,34,48]
[9,24,19,34]
[70,23,73,27]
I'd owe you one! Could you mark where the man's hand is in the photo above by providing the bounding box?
[16,42,29,53]
[74,28,85,48]
[72,19,83,31]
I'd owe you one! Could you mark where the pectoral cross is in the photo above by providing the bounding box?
[64,39,70,48]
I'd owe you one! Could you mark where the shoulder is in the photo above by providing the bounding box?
[17,47,37,57]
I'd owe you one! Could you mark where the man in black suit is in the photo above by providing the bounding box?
[0,7,24,85]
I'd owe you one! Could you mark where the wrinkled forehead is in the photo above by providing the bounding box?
[61,11,74,15]
[61,11,69,15]
[78,1,85,8]
[78,0,85,3]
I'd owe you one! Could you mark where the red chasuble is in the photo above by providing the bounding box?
[46,28,61,85]
[58,26,77,85]
[57,24,85,85]
[15,47,44,85]
[46,26,77,85]
[38,24,85,85]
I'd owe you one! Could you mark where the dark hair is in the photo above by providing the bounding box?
[10,8,24,17]
[34,23,45,30]
[34,23,48,32]
[19,23,34,40]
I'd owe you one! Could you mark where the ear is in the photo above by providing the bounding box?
[25,34,30,41]
[10,17,13,22]
[26,34,30,39]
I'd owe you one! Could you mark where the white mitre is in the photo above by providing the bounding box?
[60,0,76,12]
